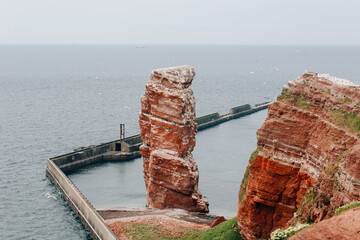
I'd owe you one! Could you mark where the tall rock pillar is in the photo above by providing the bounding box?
[139,65,208,212]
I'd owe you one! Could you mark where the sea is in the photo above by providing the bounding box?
[1,45,359,239]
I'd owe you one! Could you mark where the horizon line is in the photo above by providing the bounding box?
[0,43,359,46]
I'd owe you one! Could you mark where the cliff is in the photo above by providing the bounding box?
[237,72,360,239]
[139,66,208,212]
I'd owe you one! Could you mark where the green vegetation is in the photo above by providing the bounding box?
[325,163,339,176]
[331,109,360,132]
[238,149,259,203]
[277,88,313,109]
[293,97,311,109]
[342,96,353,103]
[325,149,348,175]
[195,217,243,240]
[123,217,243,240]
[297,150,351,222]
[124,223,201,240]
[325,162,341,192]
[335,201,360,216]
[249,149,260,163]
[270,223,310,240]
[324,150,350,193]
[277,88,292,101]
[296,189,318,224]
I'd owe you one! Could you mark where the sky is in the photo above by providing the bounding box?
[0,0,359,45]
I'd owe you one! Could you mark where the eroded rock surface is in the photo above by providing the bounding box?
[237,72,360,239]
[289,207,360,240]
[139,66,208,212]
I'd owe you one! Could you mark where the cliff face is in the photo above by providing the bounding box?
[139,66,208,213]
[237,72,360,239]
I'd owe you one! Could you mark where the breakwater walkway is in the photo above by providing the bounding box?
[46,102,269,240]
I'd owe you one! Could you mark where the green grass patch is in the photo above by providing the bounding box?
[277,88,292,101]
[335,201,360,216]
[239,149,259,203]
[123,217,243,240]
[195,217,243,240]
[124,223,201,240]
[331,109,360,132]
[293,97,311,109]
[277,88,313,110]
[249,148,259,163]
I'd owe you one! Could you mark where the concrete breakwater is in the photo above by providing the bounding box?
[46,160,118,240]
[196,103,268,131]
[50,102,269,173]
[46,102,269,240]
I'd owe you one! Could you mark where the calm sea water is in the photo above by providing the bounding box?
[1,45,359,239]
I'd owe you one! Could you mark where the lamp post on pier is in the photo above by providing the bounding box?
[120,124,125,140]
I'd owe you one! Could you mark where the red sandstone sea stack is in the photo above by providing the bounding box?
[237,72,360,239]
[139,65,208,213]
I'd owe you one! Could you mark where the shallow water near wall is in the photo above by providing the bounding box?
[1,45,360,239]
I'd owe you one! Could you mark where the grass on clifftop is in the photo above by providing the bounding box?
[277,88,313,109]
[123,217,243,240]
[278,88,360,133]
[277,88,292,101]
[124,223,201,240]
[335,201,360,216]
[195,217,243,240]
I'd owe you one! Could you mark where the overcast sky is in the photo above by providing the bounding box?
[0,0,359,45]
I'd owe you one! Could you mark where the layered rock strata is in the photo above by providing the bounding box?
[237,72,360,239]
[139,66,208,212]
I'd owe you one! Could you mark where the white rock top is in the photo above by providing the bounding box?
[151,65,195,89]
[318,73,357,87]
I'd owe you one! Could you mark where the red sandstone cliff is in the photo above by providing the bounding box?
[237,72,360,239]
[139,66,208,213]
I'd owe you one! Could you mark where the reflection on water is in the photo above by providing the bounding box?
[69,110,267,218]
